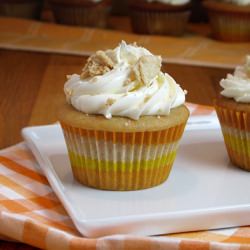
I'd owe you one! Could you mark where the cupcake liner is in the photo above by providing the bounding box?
[215,105,250,171]
[130,9,190,36]
[60,122,186,190]
[206,10,250,42]
[51,3,111,28]
[0,1,43,19]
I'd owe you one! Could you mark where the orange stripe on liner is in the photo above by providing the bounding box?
[62,123,185,145]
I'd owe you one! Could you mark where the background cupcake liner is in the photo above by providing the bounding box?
[60,122,186,190]
[0,0,43,20]
[215,106,250,171]
[130,10,190,36]
[51,3,111,28]
[206,10,250,42]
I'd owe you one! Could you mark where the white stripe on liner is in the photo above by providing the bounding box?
[64,130,179,162]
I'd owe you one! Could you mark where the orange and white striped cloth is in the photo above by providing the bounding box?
[1,103,250,250]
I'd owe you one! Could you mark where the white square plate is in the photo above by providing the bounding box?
[22,120,250,238]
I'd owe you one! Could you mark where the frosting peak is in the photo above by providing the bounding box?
[65,41,186,120]
[220,55,250,103]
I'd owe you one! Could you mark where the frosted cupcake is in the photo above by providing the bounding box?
[128,0,191,36]
[215,56,250,171]
[204,0,250,42]
[50,0,111,28]
[58,41,189,190]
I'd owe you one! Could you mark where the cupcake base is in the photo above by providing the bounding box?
[215,97,250,171]
[50,0,111,28]
[204,0,250,42]
[0,0,43,20]
[130,9,190,36]
[129,1,191,36]
[59,104,189,190]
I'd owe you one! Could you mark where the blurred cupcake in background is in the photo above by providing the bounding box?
[111,0,128,15]
[215,56,250,171]
[190,0,208,22]
[128,0,191,36]
[0,0,44,20]
[50,0,111,28]
[204,0,250,42]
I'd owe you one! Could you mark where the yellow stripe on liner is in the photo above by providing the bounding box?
[68,151,177,171]
[223,133,250,156]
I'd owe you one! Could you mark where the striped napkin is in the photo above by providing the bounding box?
[0,103,250,250]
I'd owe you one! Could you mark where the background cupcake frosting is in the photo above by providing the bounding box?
[220,0,250,5]
[65,41,186,120]
[220,56,250,103]
[146,0,190,5]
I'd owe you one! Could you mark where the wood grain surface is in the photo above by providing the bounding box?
[0,49,232,250]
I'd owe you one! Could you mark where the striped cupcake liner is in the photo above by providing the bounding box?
[60,122,186,190]
[130,9,190,36]
[207,11,250,42]
[215,105,250,171]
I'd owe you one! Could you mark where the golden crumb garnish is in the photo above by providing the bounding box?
[133,55,161,86]
[65,88,73,96]
[144,95,151,103]
[80,50,115,79]
[106,98,115,106]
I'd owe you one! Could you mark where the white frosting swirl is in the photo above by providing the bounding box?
[65,41,186,120]
[146,0,190,5]
[220,55,250,103]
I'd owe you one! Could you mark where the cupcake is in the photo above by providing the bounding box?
[128,0,191,36]
[58,41,189,190]
[50,0,111,28]
[0,0,43,20]
[215,56,250,171]
[203,0,250,42]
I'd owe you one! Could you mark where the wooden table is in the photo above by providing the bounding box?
[0,49,232,249]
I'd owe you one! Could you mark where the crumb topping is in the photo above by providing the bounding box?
[133,55,162,86]
[81,51,115,79]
